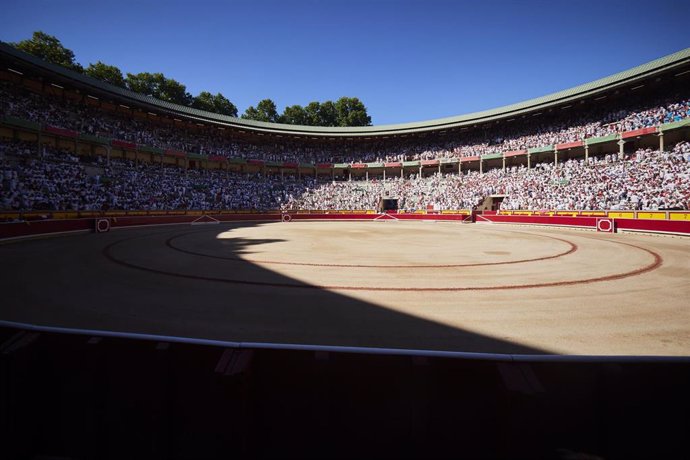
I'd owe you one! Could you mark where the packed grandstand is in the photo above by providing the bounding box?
[1,43,690,215]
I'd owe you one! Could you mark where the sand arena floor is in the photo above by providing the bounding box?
[1,220,689,356]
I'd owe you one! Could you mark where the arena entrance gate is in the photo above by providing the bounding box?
[378,197,399,213]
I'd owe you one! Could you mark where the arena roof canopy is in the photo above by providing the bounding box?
[2,42,690,139]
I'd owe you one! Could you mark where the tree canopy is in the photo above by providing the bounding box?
[335,97,371,127]
[10,30,373,126]
[84,61,126,88]
[191,91,238,117]
[260,97,372,127]
[280,104,309,125]
[241,99,280,123]
[125,72,193,105]
[12,31,83,72]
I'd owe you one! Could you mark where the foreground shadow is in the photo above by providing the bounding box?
[0,221,545,354]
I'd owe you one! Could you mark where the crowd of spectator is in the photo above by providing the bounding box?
[2,137,688,213]
[0,141,311,211]
[496,144,690,211]
[2,80,689,165]
[2,77,690,214]
[283,142,690,211]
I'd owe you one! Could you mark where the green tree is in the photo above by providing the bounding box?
[302,100,343,126]
[335,97,371,126]
[241,99,280,123]
[191,92,214,112]
[280,104,309,125]
[11,31,374,126]
[125,72,192,105]
[12,31,83,72]
[84,61,126,87]
[318,100,339,126]
[192,91,238,117]
[304,101,322,126]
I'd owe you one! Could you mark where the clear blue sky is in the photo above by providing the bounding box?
[2,0,690,125]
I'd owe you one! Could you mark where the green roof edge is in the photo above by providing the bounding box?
[2,42,689,138]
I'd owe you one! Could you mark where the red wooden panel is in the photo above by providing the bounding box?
[555,140,583,150]
[621,126,658,139]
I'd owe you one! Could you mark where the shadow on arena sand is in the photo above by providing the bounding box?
[1,222,689,459]
[2,221,546,354]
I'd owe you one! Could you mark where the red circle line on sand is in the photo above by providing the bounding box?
[165,230,578,269]
[103,231,663,292]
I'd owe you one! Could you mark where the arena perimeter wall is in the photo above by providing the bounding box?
[1,211,689,240]
[476,212,690,235]
[0,212,475,239]
[0,213,280,239]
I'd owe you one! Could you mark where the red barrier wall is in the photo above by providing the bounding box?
[2,212,688,240]
[615,218,690,235]
[0,218,94,239]
[0,214,282,239]
[477,214,690,235]
[394,214,470,221]
[288,213,378,221]
[108,213,280,228]
[288,213,471,222]
[478,214,599,228]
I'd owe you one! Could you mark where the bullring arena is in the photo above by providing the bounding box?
[1,42,690,361]
[2,216,688,357]
[3,35,690,460]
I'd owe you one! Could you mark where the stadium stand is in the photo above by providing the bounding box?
[1,43,690,215]
[1,80,690,163]
[2,40,690,460]
[2,136,689,213]
[284,143,690,211]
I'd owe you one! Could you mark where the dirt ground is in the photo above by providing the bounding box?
[1,220,689,355]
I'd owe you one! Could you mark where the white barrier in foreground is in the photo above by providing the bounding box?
[0,320,688,363]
